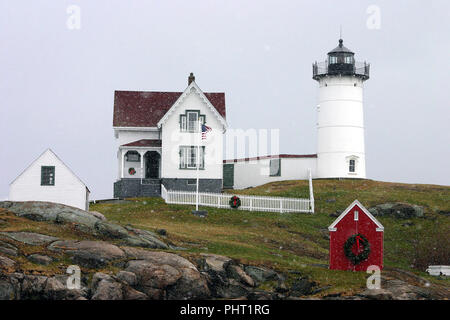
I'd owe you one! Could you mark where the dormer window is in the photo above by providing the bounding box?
[180,110,205,132]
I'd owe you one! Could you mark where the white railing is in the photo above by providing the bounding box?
[161,172,315,214]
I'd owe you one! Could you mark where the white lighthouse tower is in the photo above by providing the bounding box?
[313,39,370,179]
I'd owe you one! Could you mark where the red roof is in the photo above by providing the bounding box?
[223,154,317,163]
[113,91,226,127]
[121,139,162,147]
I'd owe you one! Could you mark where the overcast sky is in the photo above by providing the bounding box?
[1,0,449,200]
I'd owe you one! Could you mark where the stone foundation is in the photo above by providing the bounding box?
[114,179,161,198]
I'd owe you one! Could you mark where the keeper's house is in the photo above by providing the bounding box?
[9,149,90,211]
[113,73,227,198]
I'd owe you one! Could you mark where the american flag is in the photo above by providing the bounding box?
[201,124,212,140]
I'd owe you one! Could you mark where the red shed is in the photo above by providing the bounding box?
[329,200,384,271]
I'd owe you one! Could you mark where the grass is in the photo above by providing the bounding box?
[88,179,449,296]
[1,179,448,297]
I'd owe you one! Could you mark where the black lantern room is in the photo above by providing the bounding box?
[313,39,369,81]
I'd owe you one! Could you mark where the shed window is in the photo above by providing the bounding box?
[354,210,359,221]
[349,159,356,173]
[41,166,55,186]
[269,159,281,177]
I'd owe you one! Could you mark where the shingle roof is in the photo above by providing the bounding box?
[121,139,162,148]
[113,91,226,128]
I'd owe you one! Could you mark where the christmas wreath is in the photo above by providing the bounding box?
[344,233,371,265]
[128,167,136,175]
[229,196,241,209]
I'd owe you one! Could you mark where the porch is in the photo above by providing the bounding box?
[114,140,162,198]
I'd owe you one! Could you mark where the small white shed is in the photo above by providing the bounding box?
[9,148,90,211]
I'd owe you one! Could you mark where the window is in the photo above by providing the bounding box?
[354,210,359,221]
[269,159,281,176]
[125,151,140,162]
[180,110,205,132]
[344,56,353,64]
[41,166,55,186]
[187,179,197,185]
[349,159,356,173]
[187,112,198,132]
[180,146,205,169]
[329,56,337,64]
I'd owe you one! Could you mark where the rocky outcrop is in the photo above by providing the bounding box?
[197,254,264,299]
[27,254,53,266]
[290,277,317,296]
[0,255,16,268]
[244,266,280,284]
[0,201,169,250]
[226,265,255,287]
[1,200,447,301]
[0,273,87,300]
[0,232,58,246]
[90,272,147,300]
[48,240,126,268]
[358,279,434,300]
[368,202,424,218]
[0,241,18,257]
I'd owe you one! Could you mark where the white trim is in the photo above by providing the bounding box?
[113,126,159,131]
[119,146,162,150]
[113,127,160,139]
[10,148,90,192]
[157,81,227,129]
[328,199,384,232]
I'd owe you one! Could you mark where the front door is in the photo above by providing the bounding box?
[145,151,160,179]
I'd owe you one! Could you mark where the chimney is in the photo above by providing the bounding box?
[188,72,195,85]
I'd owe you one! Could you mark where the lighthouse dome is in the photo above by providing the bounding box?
[328,39,354,55]
[313,38,369,81]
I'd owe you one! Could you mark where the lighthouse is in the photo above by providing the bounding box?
[313,39,370,179]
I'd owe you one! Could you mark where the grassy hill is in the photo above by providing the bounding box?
[90,179,450,296]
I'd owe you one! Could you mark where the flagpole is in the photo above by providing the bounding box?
[195,119,201,211]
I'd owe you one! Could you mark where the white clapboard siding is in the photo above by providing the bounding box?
[9,149,90,211]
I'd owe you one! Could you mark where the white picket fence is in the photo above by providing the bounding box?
[161,170,314,214]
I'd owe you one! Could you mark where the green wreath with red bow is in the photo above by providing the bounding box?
[128,167,136,175]
[344,233,371,265]
[229,196,241,209]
